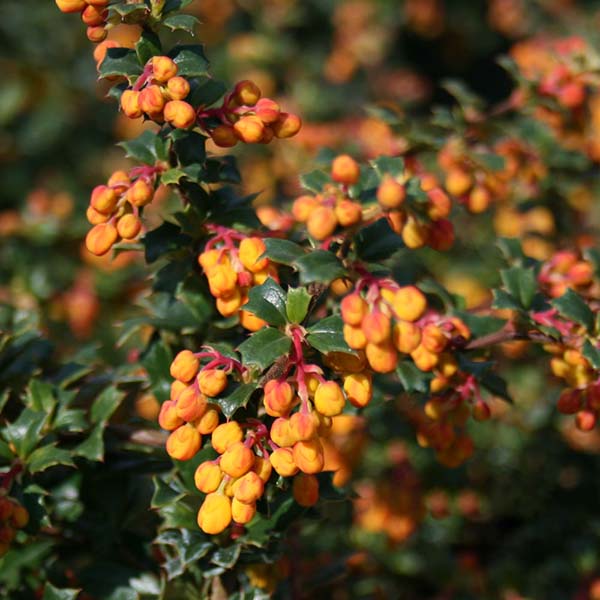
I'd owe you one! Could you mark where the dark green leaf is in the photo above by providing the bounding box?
[396,361,431,393]
[552,289,594,332]
[98,48,142,82]
[26,379,55,412]
[151,477,184,509]
[211,544,241,569]
[163,14,200,34]
[3,409,49,458]
[118,130,168,165]
[296,251,346,284]
[307,315,353,354]
[91,386,124,424]
[500,266,537,309]
[300,170,330,193]
[143,221,192,263]
[286,288,312,324]
[215,383,258,418]
[237,328,292,371]
[582,339,600,369]
[27,445,74,474]
[135,30,162,65]
[73,425,104,462]
[355,218,403,261]
[370,156,404,177]
[243,279,288,327]
[43,583,80,600]
[168,45,209,77]
[492,289,522,311]
[263,238,306,266]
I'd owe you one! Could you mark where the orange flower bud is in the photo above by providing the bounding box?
[233,80,261,106]
[10,506,29,529]
[211,125,238,147]
[220,441,255,478]
[427,187,451,219]
[271,112,302,138]
[86,206,110,225]
[87,26,107,43]
[216,289,243,317]
[108,170,130,191]
[343,323,367,350]
[170,349,200,382]
[86,222,118,256]
[263,380,295,417]
[233,471,264,503]
[120,90,143,119]
[81,4,107,26]
[393,321,422,353]
[314,381,345,417]
[445,167,473,197]
[167,76,191,100]
[335,200,362,227]
[234,115,265,143]
[293,439,324,474]
[254,98,280,123]
[126,178,154,207]
[421,324,447,353]
[116,214,142,240]
[166,424,201,461]
[411,344,439,372]
[194,461,223,493]
[270,418,297,447]
[341,293,368,326]
[152,56,178,83]
[289,412,318,441]
[270,447,299,477]
[377,176,406,209]
[93,40,119,68]
[197,369,228,397]
[158,399,184,431]
[90,185,118,214]
[239,237,268,273]
[253,455,273,482]
[239,309,268,332]
[164,100,196,129]
[307,206,337,240]
[391,286,426,322]
[402,216,428,249]
[55,0,87,13]
[139,85,166,116]
[365,340,398,373]
[387,209,406,234]
[362,312,391,344]
[468,185,491,213]
[437,353,458,377]
[576,409,597,431]
[343,372,372,408]
[194,406,220,434]
[206,264,237,298]
[293,473,319,507]
[253,265,278,286]
[198,248,226,271]
[211,421,243,454]
[86,0,109,6]
[197,493,232,534]
[331,155,360,185]
[175,386,207,422]
[292,195,319,222]
[231,497,256,524]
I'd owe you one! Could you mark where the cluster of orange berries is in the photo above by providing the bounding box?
[121,56,197,129]
[198,228,276,331]
[85,166,160,256]
[538,250,595,298]
[200,80,302,148]
[539,63,587,110]
[0,494,29,557]
[341,277,470,375]
[377,169,455,251]
[55,0,109,43]
[292,155,363,240]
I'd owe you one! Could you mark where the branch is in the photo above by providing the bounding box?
[462,327,556,351]
[108,424,168,447]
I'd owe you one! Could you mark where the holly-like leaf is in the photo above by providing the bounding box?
[211,544,241,569]
[396,361,431,393]
[73,425,104,462]
[355,218,403,261]
[135,30,162,65]
[500,266,537,310]
[3,409,49,458]
[143,221,192,263]
[286,288,312,324]
[296,251,346,284]
[242,279,288,327]
[90,386,124,424]
[162,14,200,34]
[300,170,330,193]
[151,476,185,509]
[307,315,352,354]
[171,129,206,166]
[263,239,306,266]
[26,379,55,413]
[583,339,600,369]
[237,328,292,371]
[118,130,169,165]
[492,289,522,311]
[215,383,258,418]
[168,45,209,77]
[27,445,74,474]
[370,156,404,177]
[43,583,80,600]
[99,48,142,82]
[552,288,594,332]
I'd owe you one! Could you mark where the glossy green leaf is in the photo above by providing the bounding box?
[168,45,209,77]
[296,251,346,284]
[27,445,74,474]
[237,328,291,371]
[163,14,200,34]
[286,287,312,324]
[263,238,306,266]
[242,279,288,327]
[98,48,142,82]
[552,288,594,332]
[500,266,537,309]
[215,383,258,418]
[307,315,353,354]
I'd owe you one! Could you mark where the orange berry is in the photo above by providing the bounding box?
[197,369,228,398]
[239,237,268,273]
[361,312,391,344]
[445,167,473,197]
[292,439,324,474]
[270,447,299,477]
[233,471,264,504]
[167,76,191,100]
[421,324,447,353]
[402,216,428,249]
[307,206,337,240]
[211,421,243,454]
[231,497,256,524]
[206,264,238,298]
[271,112,302,138]
[194,461,223,493]
[392,321,422,353]
[152,56,178,83]
[335,200,362,227]
[331,155,360,185]
[116,214,142,240]
[139,84,166,116]
[254,98,280,123]
[341,293,368,326]
[233,80,261,106]
[263,380,295,417]
[175,386,207,422]
[234,115,265,143]
[468,185,491,213]
[85,222,118,256]
[292,195,320,222]
[391,286,427,322]
[163,100,196,129]
[220,441,255,478]
[90,185,118,214]
[126,178,154,207]
[166,424,201,461]
[377,176,406,209]
[55,0,87,13]
[158,400,184,431]
[293,473,319,507]
[86,205,110,225]
[197,493,232,534]
[211,125,238,147]
[343,323,367,350]
[314,381,345,417]
[343,372,372,408]
[170,349,200,382]
[194,407,220,435]
[365,340,398,373]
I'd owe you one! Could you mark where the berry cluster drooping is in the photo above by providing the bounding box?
[198,80,302,147]
[538,250,595,298]
[85,166,161,256]
[55,0,109,43]
[198,227,277,331]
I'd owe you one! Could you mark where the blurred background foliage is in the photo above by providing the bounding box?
[3,0,600,598]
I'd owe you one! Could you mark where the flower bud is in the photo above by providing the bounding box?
[194,461,223,493]
[152,56,178,83]
[211,125,238,147]
[254,98,280,123]
[117,214,142,240]
[239,310,268,332]
[85,222,118,256]
[391,286,427,322]
[139,85,166,116]
[270,418,297,447]
[392,321,421,353]
[421,324,447,353]
[164,100,196,129]
[377,176,405,209]
[365,340,398,373]
[411,344,439,372]
[120,90,143,119]
[86,206,110,225]
[293,439,324,474]
[170,349,200,382]
[341,293,368,326]
[167,76,191,100]
[233,471,264,503]
[331,155,360,185]
[445,167,473,197]
[87,26,107,43]
[94,40,119,68]
[220,441,255,478]
[216,289,243,317]
[314,381,345,417]
[231,497,256,524]
[158,400,184,431]
[289,411,318,441]
[292,195,319,222]
[233,80,261,106]
[402,216,428,249]
[362,312,391,344]
[307,206,337,240]
[271,112,302,138]
[343,323,367,350]
[427,187,452,219]
[194,406,220,434]
[293,474,319,507]
[81,4,107,26]
[197,369,228,397]
[234,115,265,143]
[263,380,295,417]
[90,185,118,214]
[334,200,362,227]
[343,372,372,408]
[206,264,238,298]
[108,170,130,192]
[126,178,154,207]
[269,447,299,477]
[166,424,201,461]
[175,385,207,422]
[239,237,268,273]
[253,455,272,482]
[55,0,86,13]
[211,421,243,454]
[197,493,232,535]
